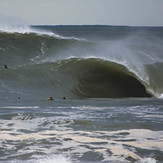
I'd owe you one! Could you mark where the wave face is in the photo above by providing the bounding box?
[0,25,163,99]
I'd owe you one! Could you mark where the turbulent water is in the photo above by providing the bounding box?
[0,25,163,163]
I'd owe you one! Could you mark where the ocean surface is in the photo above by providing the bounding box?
[0,25,163,163]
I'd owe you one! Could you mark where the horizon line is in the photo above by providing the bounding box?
[31,24,163,28]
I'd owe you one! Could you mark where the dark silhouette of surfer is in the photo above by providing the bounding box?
[4,64,8,69]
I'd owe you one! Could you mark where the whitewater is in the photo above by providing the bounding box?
[0,24,163,163]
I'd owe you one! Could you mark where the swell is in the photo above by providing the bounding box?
[0,58,152,99]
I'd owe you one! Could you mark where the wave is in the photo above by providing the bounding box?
[0,25,163,98]
[0,58,152,98]
[0,26,88,67]
[0,24,84,41]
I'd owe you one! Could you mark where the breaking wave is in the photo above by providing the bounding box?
[0,25,163,99]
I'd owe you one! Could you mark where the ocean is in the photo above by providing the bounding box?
[0,25,163,163]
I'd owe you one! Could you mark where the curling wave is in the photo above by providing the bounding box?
[0,58,152,98]
[0,25,163,98]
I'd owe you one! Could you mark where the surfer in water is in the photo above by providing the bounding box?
[48,97,54,100]
[4,64,8,69]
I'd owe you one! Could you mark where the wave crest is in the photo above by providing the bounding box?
[0,58,152,98]
[0,26,163,98]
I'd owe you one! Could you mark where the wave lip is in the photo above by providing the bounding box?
[0,23,56,35]
[0,24,84,41]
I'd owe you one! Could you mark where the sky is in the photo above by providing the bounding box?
[0,0,163,26]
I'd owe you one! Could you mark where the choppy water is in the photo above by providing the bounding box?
[0,98,163,163]
[0,25,163,162]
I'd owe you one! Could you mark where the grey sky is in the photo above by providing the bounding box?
[0,0,163,26]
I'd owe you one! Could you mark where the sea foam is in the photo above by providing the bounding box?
[10,155,71,163]
[0,23,55,36]
[0,23,83,41]
[36,156,71,163]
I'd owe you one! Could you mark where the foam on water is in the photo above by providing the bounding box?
[10,155,71,163]
[7,156,157,163]
[141,158,157,163]
[0,106,39,109]
[36,156,71,163]
[0,24,47,35]
[0,127,162,162]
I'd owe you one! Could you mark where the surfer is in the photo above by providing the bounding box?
[63,96,66,100]
[4,64,8,69]
[48,97,54,100]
